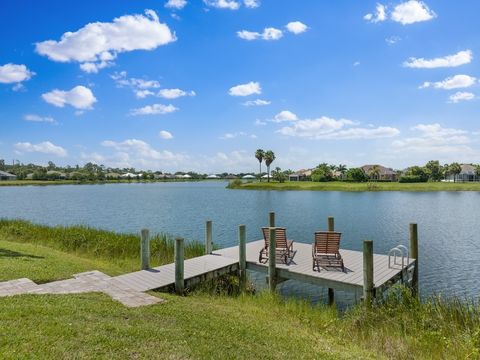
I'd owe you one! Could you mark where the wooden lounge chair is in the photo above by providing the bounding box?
[259,227,294,264]
[312,231,345,272]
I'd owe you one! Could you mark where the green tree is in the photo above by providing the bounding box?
[475,165,480,177]
[311,163,333,182]
[368,165,380,181]
[425,160,444,181]
[346,168,368,182]
[0,159,5,171]
[264,150,275,182]
[448,163,462,182]
[272,167,287,183]
[255,149,265,181]
[406,166,429,182]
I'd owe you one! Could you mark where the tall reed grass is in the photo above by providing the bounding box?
[0,219,204,269]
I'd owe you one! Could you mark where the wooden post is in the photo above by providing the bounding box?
[175,237,185,295]
[205,220,213,254]
[239,225,246,290]
[268,227,277,292]
[410,223,419,298]
[327,216,335,232]
[269,212,275,227]
[327,216,335,305]
[363,240,374,306]
[140,229,150,270]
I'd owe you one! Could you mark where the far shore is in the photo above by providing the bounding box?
[0,179,208,187]
[228,180,480,192]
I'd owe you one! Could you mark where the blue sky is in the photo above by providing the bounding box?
[1,0,479,172]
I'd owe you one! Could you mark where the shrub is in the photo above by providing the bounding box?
[399,175,428,183]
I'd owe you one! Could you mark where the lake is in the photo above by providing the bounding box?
[0,181,479,299]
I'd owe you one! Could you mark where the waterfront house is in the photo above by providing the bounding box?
[0,170,17,180]
[288,168,313,181]
[242,174,255,179]
[445,164,479,182]
[361,165,397,181]
[206,174,219,179]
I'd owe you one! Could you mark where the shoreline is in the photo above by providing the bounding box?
[227,180,480,192]
[0,179,208,187]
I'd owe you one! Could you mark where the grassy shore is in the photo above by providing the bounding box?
[1,220,479,359]
[0,179,202,187]
[229,180,480,192]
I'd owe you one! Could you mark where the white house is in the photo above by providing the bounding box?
[206,174,219,179]
[242,174,255,179]
[0,170,17,180]
[445,164,479,182]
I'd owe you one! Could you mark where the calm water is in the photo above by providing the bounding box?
[0,181,479,299]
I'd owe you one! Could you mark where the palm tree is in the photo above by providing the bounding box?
[369,165,380,181]
[264,150,275,182]
[255,149,265,181]
[448,162,462,183]
[337,164,347,180]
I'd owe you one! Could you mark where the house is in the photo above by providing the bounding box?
[361,165,398,182]
[445,164,479,182]
[46,170,67,179]
[106,172,121,179]
[0,170,17,180]
[242,174,255,179]
[121,172,138,178]
[288,168,313,181]
[225,174,238,180]
[206,174,219,179]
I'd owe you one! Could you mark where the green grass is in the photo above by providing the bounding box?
[229,180,480,192]
[0,219,205,273]
[0,221,479,359]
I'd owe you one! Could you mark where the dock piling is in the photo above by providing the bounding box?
[363,240,374,306]
[205,220,213,254]
[410,223,419,297]
[239,225,246,290]
[140,229,150,270]
[268,227,277,292]
[327,216,335,306]
[269,212,275,227]
[175,237,185,295]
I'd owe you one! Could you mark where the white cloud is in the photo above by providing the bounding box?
[42,85,97,110]
[391,1,436,25]
[14,141,67,157]
[353,61,361,67]
[0,63,35,84]
[392,123,472,155]
[364,3,387,23]
[255,119,267,126]
[130,103,178,116]
[273,110,298,122]
[403,50,472,69]
[244,0,260,8]
[165,0,187,9]
[276,115,399,140]
[237,27,283,41]
[100,139,186,168]
[243,99,270,106]
[420,75,476,90]
[159,130,173,139]
[286,21,308,34]
[449,92,475,103]
[111,71,161,98]
[35,10,176,73]
[385,36,401,45]
[157,88,196,99]
[229,81,261,96]
[204,0,240,10]
[24,114,55,123]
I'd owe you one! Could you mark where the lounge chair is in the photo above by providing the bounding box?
[312,231,345,272]
[259,227,294,264]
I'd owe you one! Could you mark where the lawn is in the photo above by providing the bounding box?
[0,221,479,359]
[229,180,480,192]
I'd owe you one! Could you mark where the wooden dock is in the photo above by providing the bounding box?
[215,240,415,296]
[113,218,418,304]
[114,254,239,292]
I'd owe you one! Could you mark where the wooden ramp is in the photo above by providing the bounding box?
[114,254,238,292]
[214,240,415,294]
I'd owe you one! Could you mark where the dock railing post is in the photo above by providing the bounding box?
[269,212,275,227]
[205,220,213,254]
[175,237,185,295]
[327,217,335,306]
[363,240,374,306]
[239,225,246,291]
[268,227,277,292]
[140,229,150,270]
[410,223,419,298]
